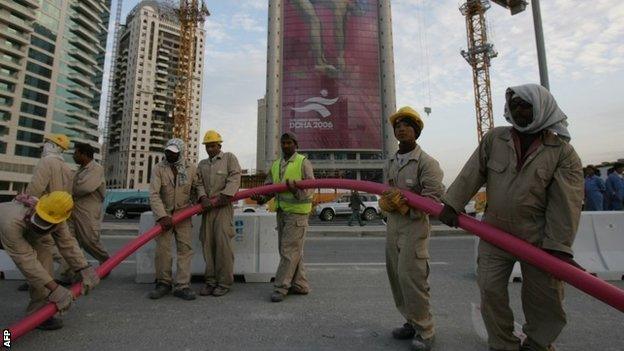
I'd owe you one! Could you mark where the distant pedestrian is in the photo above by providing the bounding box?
[605,163,624,210]
[347,190,364,226]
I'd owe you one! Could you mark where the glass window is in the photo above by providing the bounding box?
[15,144,42,158]
[41,1,61,19]
[22,88,49,104]
[0,181,9,190]
[33,24,57,41]
[28,48,54,66]
[27,62,52,78]
[17,130,44,143]
[0,125,8,136]
[0,141,6,154]
[19,116,46,130]
[24,75,51,91]
[20,102,47,117]
[37,12,59,31]
[31,36,55,53]
[360,152,383,160]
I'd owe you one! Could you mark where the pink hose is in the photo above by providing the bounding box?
[5,179,624,341]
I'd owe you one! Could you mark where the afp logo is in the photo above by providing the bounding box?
[3,329,10,349]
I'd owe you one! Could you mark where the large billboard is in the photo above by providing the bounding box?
[281,0,382,150]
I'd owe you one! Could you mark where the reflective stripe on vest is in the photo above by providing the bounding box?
[271,154,312,214]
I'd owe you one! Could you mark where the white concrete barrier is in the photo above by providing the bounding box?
[135,211,279,283]
[473,211,624,282]
[0,250,60,280]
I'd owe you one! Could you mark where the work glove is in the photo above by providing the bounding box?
[157,216,174,231]
[390,191,410,216]
[215,194,232,207]
[439,204,460,228]
[379,190,397,213]
[250,193,267,205]
[545,250,585,271]
[285,179,298,194]
[199,196,212,210]
[48,285,73,313]
[80,266,100,295]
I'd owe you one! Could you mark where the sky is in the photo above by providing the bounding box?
[100,0,624,184]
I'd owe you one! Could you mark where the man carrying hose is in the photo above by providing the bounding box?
[251,132,315,303]
[379,106,444,351]
[439,84,584,351]
[0,191,99,330]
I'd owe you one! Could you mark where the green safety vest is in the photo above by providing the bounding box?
[271,153,312,214]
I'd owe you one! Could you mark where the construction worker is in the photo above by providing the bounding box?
[0,191,99,330]
[196,130,241,297]
[583,165,605,211]
[378,106,444,351]
[69,142,110,264]
[605,162,624,210]
[251,132,314,302]
[149,138,205,301]
[439,84,584,351]
[17,134,74,290]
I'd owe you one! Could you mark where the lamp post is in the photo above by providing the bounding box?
[492,0,550,89]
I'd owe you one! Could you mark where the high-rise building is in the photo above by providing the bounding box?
[105,1,205,189]
[0,0,110,201]
[259,0,396,182]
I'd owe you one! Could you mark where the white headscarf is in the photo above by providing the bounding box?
[163,138,189,185]
[41,141,64,160]
[504,83,571,141]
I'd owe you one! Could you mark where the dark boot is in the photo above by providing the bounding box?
[270,291,286,302]
[148,283,171,299]
[411,335,434,351]
[520,338,555,351]
[37,317,63,331]
[173,287,196,301]
[392,323,416,340]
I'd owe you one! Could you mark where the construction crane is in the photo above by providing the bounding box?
[173,0,209,144]
[459,0,497,142]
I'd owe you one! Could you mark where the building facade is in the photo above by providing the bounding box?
[0,0,110,201]
[259,0,397,182]
[105,1,205,189]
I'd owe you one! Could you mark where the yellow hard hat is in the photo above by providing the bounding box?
[388,106,424,131]
[202,130,223,144]
[35,191,73,224]
[45,134,70,150]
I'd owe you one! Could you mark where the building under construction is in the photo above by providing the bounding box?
[105,1,206,189]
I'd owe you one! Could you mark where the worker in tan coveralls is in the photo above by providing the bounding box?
[439,84,584,351]
[378,106,444,351]
[0,191,99,330]
[251,132,314,303]
[149,138,205,301]
[69,142,110,264]
[196,130,241,297]
[17,134,74,290]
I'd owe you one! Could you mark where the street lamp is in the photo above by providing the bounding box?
[492,0,550,89]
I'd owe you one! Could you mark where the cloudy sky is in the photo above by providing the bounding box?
[102,0,624,184]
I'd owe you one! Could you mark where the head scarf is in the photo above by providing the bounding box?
[164,138,189,185]
[504,83,571,141]
[41,141,64,160]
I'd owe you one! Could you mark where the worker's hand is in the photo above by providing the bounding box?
[48,285,73,313]
[79,266,100,295]
[285,179,298,194]
[439,205,459,228]
[250,193,266,205]
[199,196,212,210]
[545,250,585,271]
[394,193,410,215]
[215,194,232,207]
[157,216,174,231]
[379,190,397,213]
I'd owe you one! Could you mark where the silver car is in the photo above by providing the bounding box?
[315,193,381,222]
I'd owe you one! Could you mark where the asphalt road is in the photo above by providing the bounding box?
[1,236,623,350]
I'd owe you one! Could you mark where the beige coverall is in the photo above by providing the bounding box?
[442,127,583,350]
[197,151,241,289]
[384,145,444,340]
[265,152,315,295]
[150,162,205,290]
[0,201,88,313]
[69,160,109,263]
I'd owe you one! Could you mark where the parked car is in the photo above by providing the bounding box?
[105,196,151,219]
[233,199,267,213]
[315,193,381,221]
